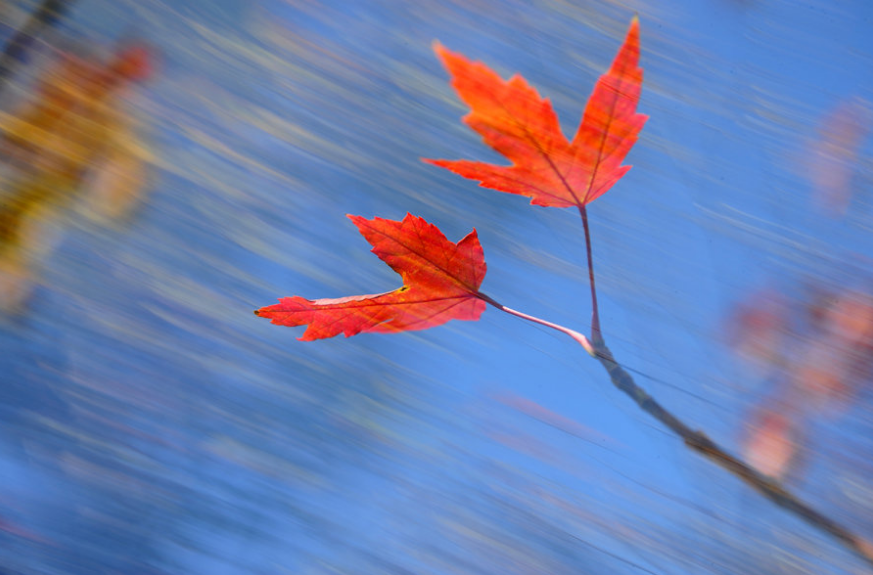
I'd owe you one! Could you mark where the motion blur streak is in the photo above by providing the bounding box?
[1,1,872,574]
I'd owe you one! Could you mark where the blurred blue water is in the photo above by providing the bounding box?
[0,0,872,573]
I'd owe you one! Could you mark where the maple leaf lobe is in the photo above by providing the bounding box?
[426,17,646,209]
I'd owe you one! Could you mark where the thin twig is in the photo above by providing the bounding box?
[478,292,595,356]
[579,205,603,346]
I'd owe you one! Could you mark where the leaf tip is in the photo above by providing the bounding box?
[347,213,367,228]
[421,158,454,172]
[431,41,469,72]
[627,15,641,43]
[432,40,453,64]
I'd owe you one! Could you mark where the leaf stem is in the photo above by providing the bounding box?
[477,292,595,356]
[579,206,603,346]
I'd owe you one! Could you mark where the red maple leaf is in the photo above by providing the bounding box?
[255,213,487,340]
[425,17,646,208]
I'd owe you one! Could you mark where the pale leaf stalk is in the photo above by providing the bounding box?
[477,292,595,356]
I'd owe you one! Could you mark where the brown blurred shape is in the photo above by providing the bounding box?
[0,41,153,313]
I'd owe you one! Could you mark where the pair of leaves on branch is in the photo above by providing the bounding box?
[256,18,645,340]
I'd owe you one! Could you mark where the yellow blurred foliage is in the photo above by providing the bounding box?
[0,43,153,313]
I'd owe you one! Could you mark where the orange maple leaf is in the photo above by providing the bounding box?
[425,17,646,208]
[255,213,487,340]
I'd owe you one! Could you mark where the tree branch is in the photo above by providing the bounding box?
[475,291,873,567]
[591,341,873,569]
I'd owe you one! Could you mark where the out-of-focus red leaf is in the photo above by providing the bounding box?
[808,98,871,216]
[256,213,487,340]
[743,406,800,480]
[824,291,873,346]
[425,17,646,208]
[793,351,850,408]
[109,43,154,82]
[797,291,873,408]
[493,391,616,445]
[726,288,788,367]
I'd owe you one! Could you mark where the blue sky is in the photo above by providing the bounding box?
[1,0,872,573]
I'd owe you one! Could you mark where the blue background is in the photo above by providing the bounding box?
[1,0,872,573]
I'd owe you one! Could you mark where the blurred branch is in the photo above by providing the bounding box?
[0,0,74,94]
[591,342,873,569]
[481,289,873,565]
